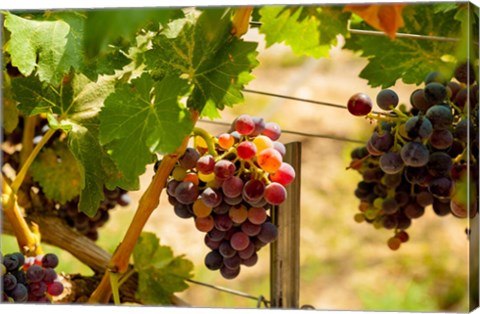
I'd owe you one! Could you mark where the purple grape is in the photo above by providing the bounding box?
[3,254,20,271]
[424,82,447,105]
[257,222,278,243]
[41,253,59,269]
[10,283,28,302]
[207,228,226,241]
[429,129,453,149]
[30,281,48,297]
[242,253,258,267]
[214,214,233,232]
[43,268,57,283]
[220,265,240,279]
[219,241,236,258]
[26,264,45,283]
[178,147,200,170]
[222,176,244,198]
[242,179,265,203]
[376,89,399,110]
[201,188,223,208]
[238,242,255,260]
[404,116,433,140]
[3,273,17,291]
[400,142,430,167]
[368,131,394,153]
[174,203,194,219]
[223,254,242,269]
[429,177,454,198]
[214,160,236,180]
[379,152,404,174]
[174,181,199,205]
[250,116,266,136]
[426,104,453,130]
[47,281,64,296]
[204,250,223,270]
[427,152,453,177]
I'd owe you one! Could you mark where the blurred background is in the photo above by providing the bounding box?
[2,23,471,312]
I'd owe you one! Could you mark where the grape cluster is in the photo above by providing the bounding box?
[2,252,64,303]
[347,62,479,250]
[2,116,131,242]
[58,187,131,241]
[164,115,295,279]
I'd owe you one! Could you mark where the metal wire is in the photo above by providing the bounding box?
[186,278,270,307]
[198,119,366,144]
[243,88,389,116]
[348,27,461,42]
[250,20,474,44]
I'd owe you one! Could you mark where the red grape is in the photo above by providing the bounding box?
[347,92,372,116]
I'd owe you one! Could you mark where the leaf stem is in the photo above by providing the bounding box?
[110,272,122,305]
[193,127,217,156]
[11,127,56,193]
[88,111,199,304]
[2,178,43,256]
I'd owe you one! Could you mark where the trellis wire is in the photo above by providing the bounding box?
[243,88,388,116]
[198,119,366,144]
[250,20,474,45]
[186,278,270,307]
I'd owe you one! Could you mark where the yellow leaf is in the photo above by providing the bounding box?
[231,7,253,37]
[344,4,405,39]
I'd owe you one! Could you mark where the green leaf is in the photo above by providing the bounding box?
[343,4,461,88]
[144,9,258,117]
[133,232,194,305]
[99,73,193,182]
[4,12,80,85]
[83,8,182,58]
[30,141,82,204]
[259,6,349,58]
[61,74,138,216]
[3,97,19,133]
[10,76,58,116]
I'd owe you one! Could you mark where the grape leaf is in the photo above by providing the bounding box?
[343,4,460,88]
[4,12,81,85]
[10,76,59,116]
[133,232,193,305]
[344,4,405,39]
[3,97,19,133]
[259,6,350,58]
[99,73,193,181]
[29,141,82,204]
[83,8,182,58]
[62,74,139,216]
[144,9,258,117]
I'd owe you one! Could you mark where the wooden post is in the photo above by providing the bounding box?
[270,141,301,308]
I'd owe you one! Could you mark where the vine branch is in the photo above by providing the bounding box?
[2,179,42,256]
[88,111,200,304]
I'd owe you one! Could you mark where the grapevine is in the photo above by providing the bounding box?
[0,2,478,310]
[163,114,295,279]
[348,63,479,250]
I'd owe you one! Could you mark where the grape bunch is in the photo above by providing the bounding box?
[57,187,131,241]
[163,114,295,279]
[2,252,64,303]
[347,62,479,250]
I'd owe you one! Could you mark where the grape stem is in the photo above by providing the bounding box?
[2,178,43,256]
[193,127,218,157]
[11,127,57,193]
[88,111,199,304]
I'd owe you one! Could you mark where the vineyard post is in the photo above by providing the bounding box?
[470,212,479,310]
[270,141,301,308]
